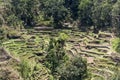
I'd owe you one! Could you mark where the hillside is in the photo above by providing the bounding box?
[1,0,120,80]
[0,28,120,80]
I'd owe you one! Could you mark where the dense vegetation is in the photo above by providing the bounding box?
[0,0,120,80]
[0,0,120,31]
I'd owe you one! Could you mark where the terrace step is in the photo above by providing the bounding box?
[98,32,113,38]
[33,30,52,34]
[95,48,109,53]
[90,73,105,80]
[32,65,50,80]
[79,52,99,57]
[88,66,114,79]
[86,43,110,49]
[80,48,105,56]
[68,49,78,56]
[34,27,54,31]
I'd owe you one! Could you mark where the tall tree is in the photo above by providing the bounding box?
[41,0,68,28]
[112,0,120,36]
[5,0,40,27]
[45,33,68,74]
[64,0,80,20]
[92,0,112,31]
[78,0,93,26]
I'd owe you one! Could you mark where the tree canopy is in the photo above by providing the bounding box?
[0,0,119,31]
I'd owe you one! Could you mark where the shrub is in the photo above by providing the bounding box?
[45,33,69,74]
[112,38,120,53]
[58,32,69,41]
[19,59,35,80]
[0,26,9,40]
[6,14,23,28]
[0,26,21,40]
[57,57,87,80]
[112,68,120,80]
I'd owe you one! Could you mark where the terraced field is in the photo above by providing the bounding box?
[1,30,51,80]
[1,29,120,80]
[64,30,120,80]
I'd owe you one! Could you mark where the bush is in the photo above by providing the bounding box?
[0,26,9,40]
[112,38,120,53]
[45,33,69,74]
[0,26,21,40]
[57,57,87,80]
[19,59,35,80]
[58,32,69,41]
[112,68,120,80]
[5,14,23,28]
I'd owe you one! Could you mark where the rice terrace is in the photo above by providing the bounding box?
[0,0,120,80]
